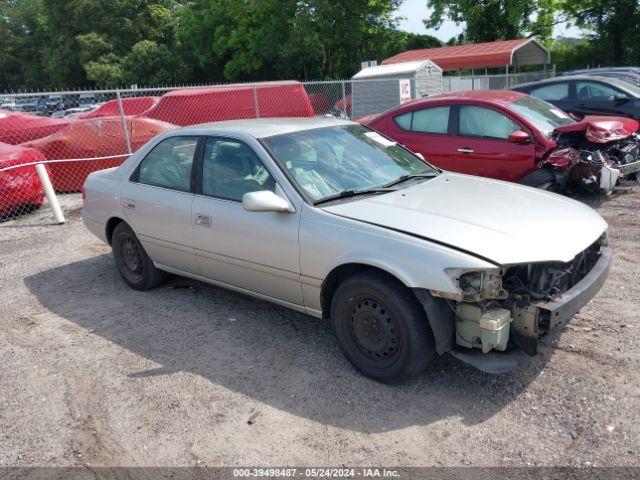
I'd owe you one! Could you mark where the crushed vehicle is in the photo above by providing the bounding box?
[82,118,611,383]
[361,90,640,193]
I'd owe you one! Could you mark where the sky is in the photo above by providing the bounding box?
[396,0,583,42]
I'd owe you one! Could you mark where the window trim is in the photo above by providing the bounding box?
[196,135,278,204]
[129,135,203,193]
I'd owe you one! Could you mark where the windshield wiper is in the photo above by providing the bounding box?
[381,173,438,189]
[314,188,394,206]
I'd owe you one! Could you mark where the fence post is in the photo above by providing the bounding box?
[341,81,347,119]
[252,84,260,118]
[35,163,65,224]
[116,90,132,154]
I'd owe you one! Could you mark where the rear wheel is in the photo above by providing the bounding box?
[112,222,166,290]
[519,168,556,190]
[330,272,434,384]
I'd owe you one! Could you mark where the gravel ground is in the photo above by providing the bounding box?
[0,185,639,468]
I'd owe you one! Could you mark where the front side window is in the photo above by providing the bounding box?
[529,82,569,101]
[263,125,438,202]
[459,106,519,140]
[576,81,621,100]
[202,138,275,202]
[137,136,197,191]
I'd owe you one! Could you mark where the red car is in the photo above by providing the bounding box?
[0,109,71,145]
[142,81,314,126]
[362,90,640,191]
[21,116,175,191]
[0,142,45,216]
[77,96,160,119]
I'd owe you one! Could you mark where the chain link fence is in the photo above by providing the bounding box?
[442,69,555,92]
[0,79,415,226]
[1,72,554,226]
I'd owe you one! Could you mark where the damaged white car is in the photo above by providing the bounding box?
[82,118,612,383]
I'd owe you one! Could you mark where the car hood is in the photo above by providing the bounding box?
[322,173,607,265]
[554,115,639,143]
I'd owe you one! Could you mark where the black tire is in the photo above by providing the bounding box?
[330,271,434,384]
[112,222,166,290]
[519,168,556,190]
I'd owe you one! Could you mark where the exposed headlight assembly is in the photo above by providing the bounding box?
[438,268,508,302]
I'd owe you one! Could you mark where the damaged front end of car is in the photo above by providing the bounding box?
[545,118,640,193]
[427,234,612,373]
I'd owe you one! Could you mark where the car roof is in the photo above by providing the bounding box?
[515,75,618,89]
[179,117,355,139]
[398,90,527,109]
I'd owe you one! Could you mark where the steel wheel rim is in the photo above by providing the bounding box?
[118,234,143,282]
[349,297,400,363]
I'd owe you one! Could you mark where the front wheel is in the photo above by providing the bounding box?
[519,168,557,190]
[330,272,434,384]
[112,222,167,290]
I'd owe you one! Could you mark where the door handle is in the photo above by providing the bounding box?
[123,198,135,209]
[195,214,212,227]
[457,148,475,154]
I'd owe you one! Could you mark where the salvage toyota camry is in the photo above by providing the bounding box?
[82,117,612,383]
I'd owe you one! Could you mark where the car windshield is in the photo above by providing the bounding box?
[263,124,438,202]
[507,96,575,137]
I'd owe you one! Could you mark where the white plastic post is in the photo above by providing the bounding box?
[35,163,65,224]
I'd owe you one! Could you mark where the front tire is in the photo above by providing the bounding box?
[519,168,557,190]
[330,272,434,384]
[112,222,166,290]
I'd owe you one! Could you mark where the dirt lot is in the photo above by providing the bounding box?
[1,184,639,468]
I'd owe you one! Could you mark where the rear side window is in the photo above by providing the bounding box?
[394,112,412,130]
[529,83,569,100]
[394,106,450,134]
[459,106,519,140]
[136,136,197,191]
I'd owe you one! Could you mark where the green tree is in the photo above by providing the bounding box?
[561,0,640,66]
[178,0,403,81]
[425,0,558,42]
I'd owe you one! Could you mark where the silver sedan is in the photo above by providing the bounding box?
[82,117,612,383]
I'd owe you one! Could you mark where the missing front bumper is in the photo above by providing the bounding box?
[452,246,613,373]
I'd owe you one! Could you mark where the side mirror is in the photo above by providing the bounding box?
[612,93,630,104]
[508,130,531,144]
[242,190,294,213]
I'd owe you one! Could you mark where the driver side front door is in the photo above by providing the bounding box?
[191,136,304,306]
